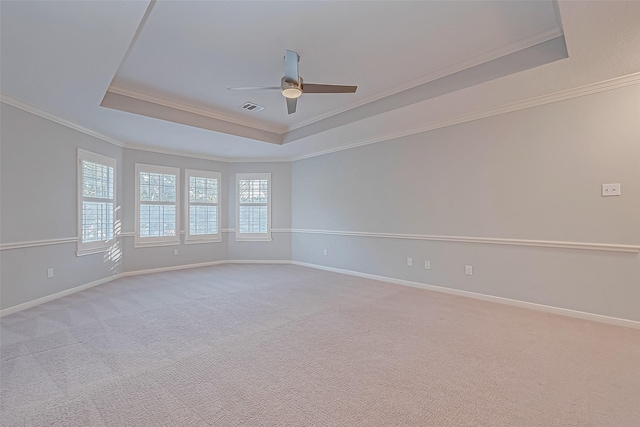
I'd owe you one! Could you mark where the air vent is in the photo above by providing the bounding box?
[240,102,264,112]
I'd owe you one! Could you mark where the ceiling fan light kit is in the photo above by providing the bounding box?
[228,49,357,114]
[281,77,302,99]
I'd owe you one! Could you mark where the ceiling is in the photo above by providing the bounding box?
[1,1,640,161]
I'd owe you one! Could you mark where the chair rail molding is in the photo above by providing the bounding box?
[2,229,637,253]
[289,229,640,253]
[0,237,78,251]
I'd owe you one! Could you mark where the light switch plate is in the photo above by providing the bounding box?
[602,183,621,196]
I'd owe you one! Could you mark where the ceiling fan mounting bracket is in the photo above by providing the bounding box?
[284,53,300,63]
[281,76,302,88]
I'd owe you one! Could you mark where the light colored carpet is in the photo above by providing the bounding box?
[1,264,639,426]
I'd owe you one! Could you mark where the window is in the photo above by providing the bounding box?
[185,169,221,243]
[135,164,180,247]
[77,150,116,255]
[236,173,271,241]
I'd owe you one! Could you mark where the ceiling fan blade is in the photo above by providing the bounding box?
[227,86,280,91]
[284,49,299,84]
[286,97,297,115]
[303,83,357,94]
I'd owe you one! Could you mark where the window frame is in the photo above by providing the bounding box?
[185,169,221,244]
[77,149,117,256]
[236,172,272,242]
[135,163,181,248]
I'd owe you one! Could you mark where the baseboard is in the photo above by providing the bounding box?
[291,261,640,330]
[226,259,292,265]
[0,259,288,317]
[3,259,638,330]
[0,275,119,317]
[118,260,292,278]
[119,260,228,278]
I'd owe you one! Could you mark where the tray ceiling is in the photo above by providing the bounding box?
[105,1,562,134]
[2,1,640,159]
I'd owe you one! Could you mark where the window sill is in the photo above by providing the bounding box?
[76,247,109,257]
[235,235,273,242]
[77,238,119,257]
[134,240,181,249]
[184,237,222,245]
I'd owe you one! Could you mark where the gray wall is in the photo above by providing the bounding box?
[0,107,292,310]
[0,104,124,309]
[291,85,640,321]
[2,85,638,320]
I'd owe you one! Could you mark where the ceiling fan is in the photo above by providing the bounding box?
[227,50,357,114]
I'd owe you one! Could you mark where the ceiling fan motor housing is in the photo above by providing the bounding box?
[281,76,303,98]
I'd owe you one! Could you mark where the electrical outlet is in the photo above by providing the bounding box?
[602,183,621,196]
[47,268,54,278]
[173,249,179,256]
[407,257,413,266]
[424,261,431,270]
[323,249,328,256]
[465,265,473,276]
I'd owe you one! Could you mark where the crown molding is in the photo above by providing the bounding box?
[286,28,564,133]
[123,143,291,163]
[4,71,640,164]
[292,71,640,161]
[0,94,286,163]
[105,29,563,137]
[106,85,288,135]
[0,95,127,148]
[123,142,232,163]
